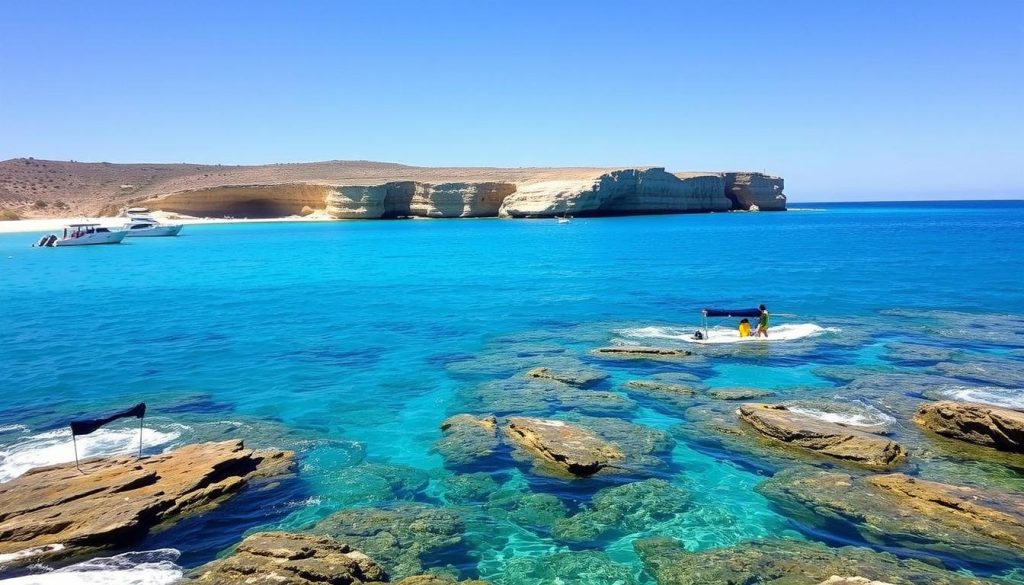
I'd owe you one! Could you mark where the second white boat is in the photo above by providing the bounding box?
[122,208,183,237]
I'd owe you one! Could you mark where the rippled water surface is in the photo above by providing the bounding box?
[1,201,1023,583]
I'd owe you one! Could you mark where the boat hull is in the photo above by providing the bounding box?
[52,231,127,246]
[124,224,183,237]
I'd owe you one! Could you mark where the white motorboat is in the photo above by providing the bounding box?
[35,224,127,247]
[121,208,183,237]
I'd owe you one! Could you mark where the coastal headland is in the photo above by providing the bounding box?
[0,159,785,220]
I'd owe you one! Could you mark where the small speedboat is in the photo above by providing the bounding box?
[556,216,572,224]
[121,208,183,237]
[35,224,127,247]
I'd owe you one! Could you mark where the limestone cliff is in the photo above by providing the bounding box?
[499,169,729,218]
[326,181,517,219]
[139,184,331,217]
[722,172,786,211]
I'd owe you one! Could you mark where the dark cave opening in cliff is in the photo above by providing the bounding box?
[203,198,298,219]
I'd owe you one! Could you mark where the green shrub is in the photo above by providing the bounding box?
[0,210,20,220]
[33,199,47,209]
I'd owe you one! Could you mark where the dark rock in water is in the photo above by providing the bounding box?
[591,346,693,360]
[187,531,388,584]
[330,462,431,504]
[914,401,1024,453]
[525,365,608,388]
[738,403,907,468]
[504,417,624,477]
[314,504,465,580]
[435,414,500,467]
[707,387,775,400]
[553,479,689,543]
[756,468,1024,568]
[488,489,568,529]
[623,380,697,411]
[497,549,637,585]
[0,440,294,568]
[459,377,635,417]
[564,414,675,475]
[634,537,992,585]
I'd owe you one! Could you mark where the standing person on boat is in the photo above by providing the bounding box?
[755,304,770,338]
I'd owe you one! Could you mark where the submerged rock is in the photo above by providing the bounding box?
[314,504,465,580]
[496,549,637,585]
[634,537,992,585]
[553,479,690,543]
[914,401,1024,453]
[187,531,388,584]
[441,472,501,505]
[525,366,608,388]
[707,387,775,400]
[0,440,294,567]
[738,403,907,467]
[757,469,1024,567]
[935,359,1024,388]
[623,380,697,411]
[503,417,624,477]
[435,414,500,467]
[459,377,635,417]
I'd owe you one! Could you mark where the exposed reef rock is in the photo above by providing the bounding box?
[707,387,775,400]
[757,469,1024,567]
[738,403,907,467]
[187,531,490,585]
[499,169,731,217]
[0,440,294,567]
[503,417,624,477]
[524,365,607,388]
[314,504,465,580]
[634,537,993,585]
[187,531,388,584]
[552,479,690,543]
[723,172,786,211]
[591,346,693,360]
[435,414,500,467]
[914,401,1024,453]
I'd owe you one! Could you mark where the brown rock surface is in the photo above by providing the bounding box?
[914,400,1024,453]
[503,417,624,476]
[0,440,294,567]
[524,366,607,388]
[435,414,500,467]
[591,346,692,360]
[707,387,775,400]
[738,403,907,467]
[757,468,1024,566]
[187,531,388,584]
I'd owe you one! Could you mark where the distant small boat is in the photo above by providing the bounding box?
[556,216,571,224]
[121,208,183,237]
[35,224,127,247]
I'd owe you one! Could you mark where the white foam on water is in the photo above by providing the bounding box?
[0,549,182,585]
[936,385,1024,410]
[787,405,896,428]
[0,427,180,483]
[0,425,28,434]
[620,323,836,345]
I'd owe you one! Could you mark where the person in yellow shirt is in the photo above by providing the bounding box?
[738,318,752,338]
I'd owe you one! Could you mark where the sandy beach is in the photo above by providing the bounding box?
[0,211,335,235]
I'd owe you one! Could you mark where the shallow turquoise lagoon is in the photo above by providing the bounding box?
[1,201,1023,583]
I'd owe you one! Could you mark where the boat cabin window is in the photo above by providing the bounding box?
[130,223,152,229]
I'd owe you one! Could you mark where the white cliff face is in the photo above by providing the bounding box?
[325,182,517,218]
[498,169,731,217]
[723,172,786,211]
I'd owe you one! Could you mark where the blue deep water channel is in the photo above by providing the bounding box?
[1,201,1023,583]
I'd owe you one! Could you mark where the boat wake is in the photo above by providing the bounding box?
[0,426,180,483]
[619,323,836,345]
[0,549,183,584]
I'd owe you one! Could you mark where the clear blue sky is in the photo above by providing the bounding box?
[1,1,1021,201]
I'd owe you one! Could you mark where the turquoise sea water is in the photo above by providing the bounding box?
[1,201,1023,583]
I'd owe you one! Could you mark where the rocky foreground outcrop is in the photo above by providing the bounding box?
[187,531,490,584]
[634,537,993,585]
[738,403,907,467]
[0,440,294,567]
[914,400,1024,453]
[757,469,1024,567]
[504,417,624,476]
